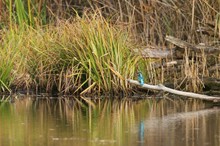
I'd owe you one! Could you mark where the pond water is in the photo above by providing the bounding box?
[0,97,220,146]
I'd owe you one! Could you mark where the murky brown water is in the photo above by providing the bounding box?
[0,97,219,146]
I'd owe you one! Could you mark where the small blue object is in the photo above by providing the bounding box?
[139,121,145,142]
[138,71,144,86]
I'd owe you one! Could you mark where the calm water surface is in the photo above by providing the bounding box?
[0,97,220,146]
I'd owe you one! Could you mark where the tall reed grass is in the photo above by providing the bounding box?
[83,0,220,92]
[0,0,219,94]
[0,12,142,95]
[0,29,19,93]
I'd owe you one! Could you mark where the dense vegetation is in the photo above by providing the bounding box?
[0,0,219,95]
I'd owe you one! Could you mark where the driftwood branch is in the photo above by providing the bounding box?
[127,79,220,102]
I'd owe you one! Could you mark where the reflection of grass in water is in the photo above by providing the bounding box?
[0,100,33,146]
[150,98,208,117]
[58,98,209,145]
[25,98,153,144]
[66,99,153,144]
[0,98,212,146]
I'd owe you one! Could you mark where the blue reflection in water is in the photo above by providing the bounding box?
[138,121,145,144]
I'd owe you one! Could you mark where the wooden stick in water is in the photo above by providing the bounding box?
[127,79,220,102]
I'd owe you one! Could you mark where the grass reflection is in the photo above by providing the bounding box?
[0,97,219,146]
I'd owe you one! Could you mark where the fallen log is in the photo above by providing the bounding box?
[133,48,171,58]
[165,35,220,54]
[127,79,220,102]
[132,36,220,59]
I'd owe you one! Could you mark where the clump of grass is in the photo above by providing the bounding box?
[0,29,19,93]
[0,60,13,93]
[64,14,141,94]
[0,31,18,93]
[9,25,80,94]
[1,12,141,95]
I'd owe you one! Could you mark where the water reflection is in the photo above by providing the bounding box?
[0,97,219,146]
